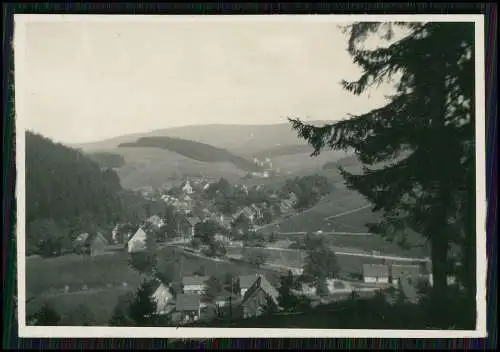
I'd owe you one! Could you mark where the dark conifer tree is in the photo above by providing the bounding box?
[128,279,158,326]
[290,22,475,320]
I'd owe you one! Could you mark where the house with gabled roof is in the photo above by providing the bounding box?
[127,227,148,253]
[240,275,279,318]
[74,232,109,256]
[73,232,90,250]
[363,264,390,284]
[182,276,209,295]
[174,294,202,323]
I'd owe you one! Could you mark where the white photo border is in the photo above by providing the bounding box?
[14,14,487,339]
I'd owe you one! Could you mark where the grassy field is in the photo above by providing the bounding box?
[27,286,135,325]
[26,252,143,297]
[26,246,283,325]
[157,247,281,285]
[270,184,428,257]
[272,233,427,258]
[275,188,370,233]
[227,246,386,276]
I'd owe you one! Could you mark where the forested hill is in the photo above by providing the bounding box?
[118,136,261,172]
[25,132,125,257]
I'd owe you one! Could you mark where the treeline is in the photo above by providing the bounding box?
[282,174,333,210]
[118,136,260,172]
[25,132,139,257]
[87,152,126,169]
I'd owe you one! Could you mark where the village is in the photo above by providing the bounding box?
[65,175,443,326]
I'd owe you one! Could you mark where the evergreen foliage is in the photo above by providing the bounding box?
[26,131,126,256]
[289,22,475,321]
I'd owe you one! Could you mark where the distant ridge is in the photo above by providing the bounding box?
[118,136,260,172]
[69,120,348,190]
[73,120,338,155]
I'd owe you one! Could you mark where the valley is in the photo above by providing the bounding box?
[25,125,430,327]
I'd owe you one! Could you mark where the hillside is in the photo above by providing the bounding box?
[116,147,248,190]
[72,121,354,190]
[118,136,259,172]
[25,132,125,256]
[248,144,315,159]
[87,152,126,169]
[73,121,337,156]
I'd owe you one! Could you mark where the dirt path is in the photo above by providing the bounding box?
[324,204,372,220]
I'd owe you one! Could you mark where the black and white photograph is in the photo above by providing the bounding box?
[14,14,486,338]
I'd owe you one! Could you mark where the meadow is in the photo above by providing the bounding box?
[25,245,282,325]
[270,184,428,258]
[157,246,281,285]
[27,286,134,325]
[25,252,143,297]
[228,246,387,276]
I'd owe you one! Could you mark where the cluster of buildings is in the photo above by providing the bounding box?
[150,273,279,325]
[249,157,281,179]
[159,178,298,235]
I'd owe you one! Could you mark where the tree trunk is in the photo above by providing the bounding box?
[429,231,448,297]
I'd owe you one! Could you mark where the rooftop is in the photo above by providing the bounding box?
[241,275,279,305]
[239,274,260,289]
[182,276,209,286]
[363,264,389,278]
[176,294,201,311]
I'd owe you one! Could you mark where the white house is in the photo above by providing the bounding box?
[182,276,209,295]
[182,179,194,194]
[151,283,174,315]
[127,228,148,253]
[363,264,390,284]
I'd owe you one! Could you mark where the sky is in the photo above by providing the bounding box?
[16,16,395,144]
